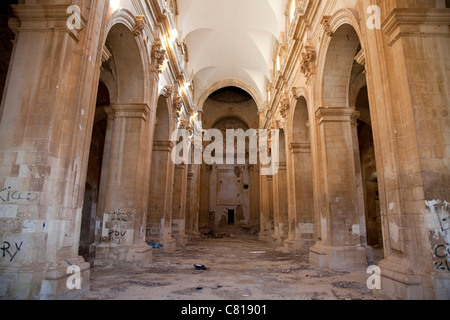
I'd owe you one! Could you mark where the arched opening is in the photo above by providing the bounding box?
[199,86,260,237]
[105,23,145,104]
[311,22,384,269]
[354,86,384,263]
[80,21,150,264]
[78,81,109,263]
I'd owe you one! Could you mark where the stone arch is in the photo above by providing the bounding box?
[154,94,172,141]
[315,8,363,109]
[103,9,151,104]
[198,79,264,112]
[290,96,310,143]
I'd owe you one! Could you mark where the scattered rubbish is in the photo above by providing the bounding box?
[196,287,203,291]
[250,251,266,254]
[194,264,208,270]
[201,231,230,239]
[242,294,249,297]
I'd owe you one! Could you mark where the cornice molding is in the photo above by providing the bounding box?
[382,8,450,46]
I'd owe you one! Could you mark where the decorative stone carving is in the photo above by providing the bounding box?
[166,0,178,15]
[132,15,145,37]
[161,85,173,98]
[173,96,184,115]
[297,0,310,17]
[321,16,333,37]
[279,99,290,119]
[152,40,167,73]
[300,46,315,79]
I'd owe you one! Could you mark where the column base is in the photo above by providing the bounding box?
[175,234,189,247]
[258,232,272,242]
[0,256,90,300]
[272,233,287,245]
[188,231,202,240]
[40,256,90,300]
[284,238,315,254]
[309,242,368,270]
[162,237,177,252]
[378,258,438,300]
[94,243,152,268]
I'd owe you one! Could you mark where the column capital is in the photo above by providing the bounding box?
[111,104,150,121]
[382,8,450,46]
[153,140,174,152]
[289,143,311,154]
[315,107,356,124]
[12,4,86,40]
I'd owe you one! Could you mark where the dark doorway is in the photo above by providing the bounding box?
[228,210,235,225]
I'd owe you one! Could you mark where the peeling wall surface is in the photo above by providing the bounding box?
[426,200,450,272]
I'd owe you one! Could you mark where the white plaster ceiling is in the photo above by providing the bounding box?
[177,0,287,104]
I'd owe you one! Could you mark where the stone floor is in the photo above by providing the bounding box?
[78,235,390,300]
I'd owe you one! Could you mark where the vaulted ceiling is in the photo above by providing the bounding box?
[177,0,287,104]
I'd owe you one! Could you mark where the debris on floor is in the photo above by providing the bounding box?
[194,264,208,270]
[79,237,389,301]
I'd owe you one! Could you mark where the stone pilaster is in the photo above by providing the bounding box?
[272,162,288,244]
[309,107,367,269]
[172,164,189,246]
[94,104,152,267]
[284,142,315,253]
[147,140,176,252]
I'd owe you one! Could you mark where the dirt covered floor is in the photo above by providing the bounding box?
[78,236,389,300]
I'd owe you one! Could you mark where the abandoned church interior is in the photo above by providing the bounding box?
[0,0,449,301]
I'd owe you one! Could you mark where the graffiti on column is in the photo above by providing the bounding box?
[108,230,127,243]
[109,211,132,222]
[105,211,132,244]
[1,241,23,262]
[0,187,39,202]
[426,200,450,272]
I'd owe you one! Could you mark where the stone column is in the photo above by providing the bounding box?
[172,164,188,246]
[259,173,271,241]
[147,140,176,252]
[285,142,315,253]
[309,107,367,269]
[94,104,152,266]
[0,1,109,299]
[272,162,289,243]
[361,2,450,299]
[188,160,201,238]
[284,134,297,252]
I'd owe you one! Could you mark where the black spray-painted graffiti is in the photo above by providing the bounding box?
[0,187,38,202]
[108,230,127,243]
[426,200,450,272]
[434,243,450,271]
[1,241,23,262]
[109,211,132,222]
